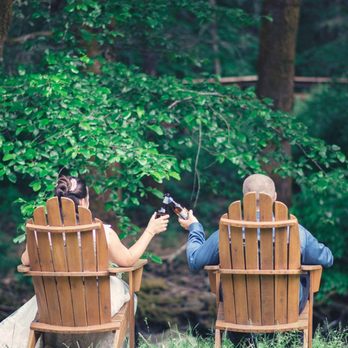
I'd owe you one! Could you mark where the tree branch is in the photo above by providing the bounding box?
[162,242,187,263]
[6,31,53,45]
[177,88,225,97]
[168,97,193,109]
[191,123,202,208]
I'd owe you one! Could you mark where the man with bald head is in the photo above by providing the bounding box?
[180,174,333,313]
[243,173,277,201]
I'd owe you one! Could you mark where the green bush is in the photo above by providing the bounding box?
[1,52,345,239]
[293,84,348,297]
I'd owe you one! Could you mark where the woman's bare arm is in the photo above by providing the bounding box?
[19,213,169,268]
[107,213,169,266]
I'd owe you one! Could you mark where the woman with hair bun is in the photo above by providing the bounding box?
[1,175,169,347]
[22,175,169,267]
[54,175,89,211]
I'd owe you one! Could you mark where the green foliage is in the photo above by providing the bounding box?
[0,186,23,272]
[1,52,346,243]
[297,1,348,76]
[6,0,258,77]
[296,84,348,154]
[6,0,348,78]
[61,0,258,76]
[1,55,180,237]
[292,84,348,297]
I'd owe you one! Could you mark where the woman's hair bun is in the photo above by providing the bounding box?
[55,176,70,197]
[54,174,87,212]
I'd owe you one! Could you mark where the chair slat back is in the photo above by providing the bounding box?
[61,198,88,326]
[26,197,111,327]
[34,205,62,326]
[46,198,75,326]
[259,193,275,325]
[228,200,248,324]
[95,217,111,323]
[26,217,51,323]
[78,206,100,325]
[274,201,289,324]
[243,193,261,325]
[219,212,236,322]
[288,214,301,322]
[219,192,301,325]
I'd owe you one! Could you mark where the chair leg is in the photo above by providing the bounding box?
[113,330,123,348]
[215,329,221,348]
[114,305,130,348]
[114,321,129,348]
[114,326,127,348]
[303,328,308,348]
[128,296,135,348]
[28,329,40,348]
[307,328,312,348]
[129,321,135,348]
[308,291,314,348]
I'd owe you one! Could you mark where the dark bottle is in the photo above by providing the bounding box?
[155,206,167,219]
[163,193,189,220]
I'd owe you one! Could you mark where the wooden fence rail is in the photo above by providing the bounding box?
[192,76,348,88]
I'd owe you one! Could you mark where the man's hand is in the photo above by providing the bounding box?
[178,210,198,230]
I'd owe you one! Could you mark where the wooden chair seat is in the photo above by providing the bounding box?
[216,301,309,333]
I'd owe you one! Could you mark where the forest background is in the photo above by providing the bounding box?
[0,0,347,338]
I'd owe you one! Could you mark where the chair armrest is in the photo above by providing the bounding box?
[204,265,219,272]
[109,259,148,292]
[108,259,148,274]
[301,265,323,293]
[301,265,322,272]
[17,264,30,273]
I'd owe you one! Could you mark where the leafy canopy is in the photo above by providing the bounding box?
[1,53,346,242]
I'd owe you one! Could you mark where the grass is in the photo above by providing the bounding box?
[22,325,347,347]
[138,326,348,348]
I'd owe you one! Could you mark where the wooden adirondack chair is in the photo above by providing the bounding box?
[205,192,322,348]
[17,197,147,348]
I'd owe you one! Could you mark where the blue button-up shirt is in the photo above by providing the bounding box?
[187,221,333,311]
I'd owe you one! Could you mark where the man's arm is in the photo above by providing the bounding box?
[187,223,219,272]
[179,211,219,272]
[299,225,334,267]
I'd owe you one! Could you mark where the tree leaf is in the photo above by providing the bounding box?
[147,124,163,135]
[3,154,15,161]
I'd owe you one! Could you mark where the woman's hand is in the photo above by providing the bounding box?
[178,210,198,230]
[145,212,170,236]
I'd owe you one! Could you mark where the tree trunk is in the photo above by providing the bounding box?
[0,0,13,63]
[256,0,301,206]
[210,0,221,76]
[142,49,157,76]
[83,32,102,74]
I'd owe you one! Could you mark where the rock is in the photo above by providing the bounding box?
[137,256,217,333]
